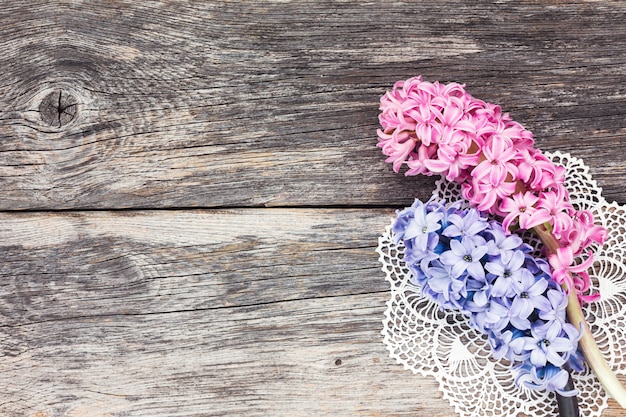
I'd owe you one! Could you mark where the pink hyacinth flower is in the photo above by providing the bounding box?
[376,129,417,173]
[537,187,575,239]
[405,144,437,176]
[500,192,552,231]
[472,136,519,187]
[549,247,599,304]
[515,149,557,190]
[462,178,517,214]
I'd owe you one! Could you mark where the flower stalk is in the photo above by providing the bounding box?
[556,372,580,417]
[535,226,626,408]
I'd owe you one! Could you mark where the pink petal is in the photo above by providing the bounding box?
[519,208,552,229]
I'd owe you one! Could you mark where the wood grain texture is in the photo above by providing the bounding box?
[0,0,625,209]
[0,209,447,417]
[0,209,392,325]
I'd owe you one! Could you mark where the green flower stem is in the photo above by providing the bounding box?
[534,226,626,408]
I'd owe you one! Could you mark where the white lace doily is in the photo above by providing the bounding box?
[378,151,626,417]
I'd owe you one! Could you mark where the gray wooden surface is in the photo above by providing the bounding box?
[0,1,625,416]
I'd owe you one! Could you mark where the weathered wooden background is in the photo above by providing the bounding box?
[0,1,625,416]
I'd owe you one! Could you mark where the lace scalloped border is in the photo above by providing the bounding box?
[378,151,626,417]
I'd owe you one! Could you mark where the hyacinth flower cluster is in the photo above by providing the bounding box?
[393,198,583,396]
[377,75,605,303]
[378,76,626,408]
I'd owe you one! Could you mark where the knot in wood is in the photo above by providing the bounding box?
[38,90,78,127]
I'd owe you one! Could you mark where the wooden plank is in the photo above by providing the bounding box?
[0,208,452,416]
[0,209,393,325]
[0,1,625,209]
[1,294,452,417]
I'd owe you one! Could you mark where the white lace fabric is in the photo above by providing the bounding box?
[378,151,626,417]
